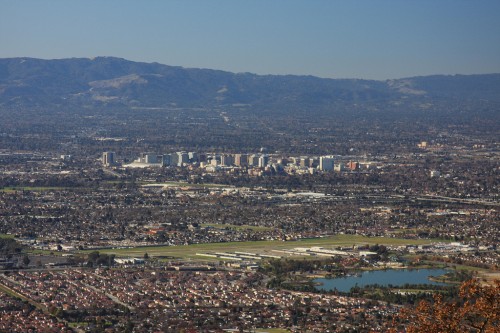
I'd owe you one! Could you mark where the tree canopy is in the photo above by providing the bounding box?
[392,279,499,333]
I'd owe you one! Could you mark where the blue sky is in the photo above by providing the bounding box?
[1,0,500,80]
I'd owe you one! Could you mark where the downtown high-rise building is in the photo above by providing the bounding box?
[319,156,335,171]
[234,154,248,166]
[220,154,234,166]
[248,154,259,167]
[102,152,115,166]
[176,152,189,166]
[258,154,269,168]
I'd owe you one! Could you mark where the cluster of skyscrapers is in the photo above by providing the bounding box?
[103,151,361,172]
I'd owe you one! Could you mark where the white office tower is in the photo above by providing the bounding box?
[258,154,269,167]
[188,152,198,162]
[248,154,259,166]
[176,152,189,166]
[319,156,335,171]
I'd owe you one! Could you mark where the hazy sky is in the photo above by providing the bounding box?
[1,0,500,80]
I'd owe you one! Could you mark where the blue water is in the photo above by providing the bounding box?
[315,269,449,292]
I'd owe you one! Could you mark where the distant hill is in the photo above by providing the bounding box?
[1,57,499,111]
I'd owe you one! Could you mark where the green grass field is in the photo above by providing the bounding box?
[0,186,70,192]
[94,235,437,260]
[405,255,490,272]
[0,285,22,299]
[0,234,15,239]
[201,223,274,232]
[142,181,233,189]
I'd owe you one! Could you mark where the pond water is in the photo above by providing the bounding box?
[315,268,449,292]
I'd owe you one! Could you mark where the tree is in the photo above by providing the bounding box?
[392,279,499,333]
[0,238,23,255]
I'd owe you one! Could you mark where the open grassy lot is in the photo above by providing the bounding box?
[95,235,438,260]
[0,284,23,299]
[0,186,70,192]
[0,234,14,239]
[414,258,491,273]
[143,181,233,189]
[0,283,48,313]
[201,223,274,232]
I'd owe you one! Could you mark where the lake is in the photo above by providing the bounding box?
[315,268,449,292]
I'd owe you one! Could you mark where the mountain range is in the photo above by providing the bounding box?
[1,56,499,112]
